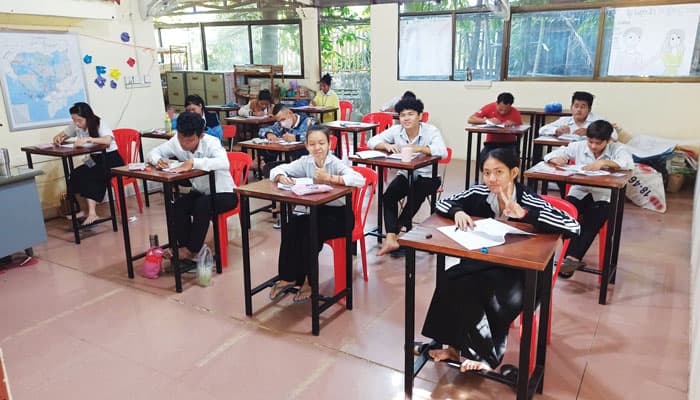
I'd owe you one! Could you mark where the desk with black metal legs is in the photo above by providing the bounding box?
[350,153,440,242]
[524,166,631,305]
[111,165,222,293]
[21,144,117,244]
[322,121,379,158]
[235,179,353,336]
[399,214,560,400]
[138,131,173,207]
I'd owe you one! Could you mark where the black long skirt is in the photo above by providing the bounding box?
[68,150,124,203]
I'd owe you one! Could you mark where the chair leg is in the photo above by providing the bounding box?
[112,181,122,216]
[218,215,229,268]
[360,236,368,281]
[133,182,144,213]
[329,238,346,295]
[597,223,607,285]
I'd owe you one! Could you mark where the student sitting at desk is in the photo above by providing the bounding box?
[52,102,125,226]
[379,90,416,112]
[268,125,365,303]
[370,97,448,257]
[311,73,340,123]
[423,147,580,372]
[467,92,523,153]
[544,120,633,278]
[258,104,316,168]
[147,112,237,268]
[539,91,618,140]
[237,89,272,117]
[184,94,223,141]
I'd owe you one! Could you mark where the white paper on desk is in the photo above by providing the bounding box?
[437,218,533,250]
[479,122,507,128]
[246,115,269,119]
[528,161,574,176]
[277,177,313,190]
[163,161,183,172]
[558,133,585,142]
[388,152,421,160]
[60,143,95,149]
[560,165,610,176]
[352,150,386,159]
[280,141,302,145]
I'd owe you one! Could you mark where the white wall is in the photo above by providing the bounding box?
[370,4,700,160]
[0,0,164,215]
[690,171,700,400]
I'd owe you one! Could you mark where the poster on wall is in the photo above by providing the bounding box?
[607,3,700,77]
[399,15,453,79]
[0,31,89,131]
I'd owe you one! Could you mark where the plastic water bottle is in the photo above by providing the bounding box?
[164,113,172,135]
[466,67,473,81]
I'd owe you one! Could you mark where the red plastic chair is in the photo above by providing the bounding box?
[111,128,143,216]
[436,147,453,201]
[356,112,394,151]
[325,166,378,294]
[217,152,252,268]
[514,195,577,376]
[420,111,429,123]
[338,100,354,155]
[222,125,237,151]
[329,134,338,153]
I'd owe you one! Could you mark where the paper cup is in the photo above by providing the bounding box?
[400,146,413,162]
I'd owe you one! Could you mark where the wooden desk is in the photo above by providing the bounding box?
[224,116,276,142]
[351,153,440,242]
[399,214,560,400]
[112,166,222,293]
[464,125,530,188]
[290,106,339,122]
[518,108,571,169]
[235,179,353,336]
[21,144,117,244]
[139,131,174,207]
[206,104,240,122]
[237,139,306,181]
[524,166,632,305]
[531,136,575,167]
[322,121,379,158]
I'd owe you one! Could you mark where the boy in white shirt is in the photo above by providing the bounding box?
[544,120,633,278]
[148,112,237,266]
[539,91,618,141]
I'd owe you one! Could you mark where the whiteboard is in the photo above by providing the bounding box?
[0,31,89,131]
[607,4,700,77]
[399,15,453,79]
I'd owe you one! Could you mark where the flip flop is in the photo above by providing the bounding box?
[292,286,312,304]
[269,281,295,301]
[500,364,519,384]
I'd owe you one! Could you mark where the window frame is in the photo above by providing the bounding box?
[156,19,304,78]
[398,0,700,82]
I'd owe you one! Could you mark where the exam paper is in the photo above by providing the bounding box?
[437,218,533,250]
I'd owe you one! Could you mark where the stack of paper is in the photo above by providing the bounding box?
[352,150,386,159]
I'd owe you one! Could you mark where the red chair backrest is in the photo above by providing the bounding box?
[339,100,353,121]
[439,147,452,165]
[361,112,394,135]
[113,128,141,164]
[350,166,378,236]
[329,134,338,152]
[222,125,237,139]
[227,151,252,188]
[420,111,429,123]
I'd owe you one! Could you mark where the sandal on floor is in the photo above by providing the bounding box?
[269,281,295,301]
[292,286,312,304]
[500,364,519,384]
[558,258,586,279]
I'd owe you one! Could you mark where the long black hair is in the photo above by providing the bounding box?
[479,147,519,171]
[69,102,100,138]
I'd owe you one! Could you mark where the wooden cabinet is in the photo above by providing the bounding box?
[233,64,283,105]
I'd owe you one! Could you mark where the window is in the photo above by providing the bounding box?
[454,13,504,80]
[251,24,302,75]
[204,25,250,71]
[399,14,453,80]
[159,27,204,70]
[508,9,600,78]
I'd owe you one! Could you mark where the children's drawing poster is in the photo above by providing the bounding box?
[607,3,700,77]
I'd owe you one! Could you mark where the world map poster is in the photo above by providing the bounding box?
[0,31,88,131]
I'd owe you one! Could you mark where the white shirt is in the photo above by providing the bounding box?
[270,153,365,207]
[64,120,117,152]
[367,122,447,178]
[147,134,235,194]
[539,112,618,141]
[543,140,633,202]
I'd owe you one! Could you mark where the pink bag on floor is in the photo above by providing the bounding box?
[142,247,163,279]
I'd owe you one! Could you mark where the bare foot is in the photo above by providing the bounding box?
[67,211,86,220]
[377,235,400,256]
[459,358,493,373]
[429,346,460,362]
[82,214,100,225]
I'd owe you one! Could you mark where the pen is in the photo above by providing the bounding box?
[454,226,459,231]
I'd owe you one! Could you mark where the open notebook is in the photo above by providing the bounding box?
[437,218,533,250]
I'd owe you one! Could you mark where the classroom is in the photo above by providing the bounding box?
[0,0,699,399]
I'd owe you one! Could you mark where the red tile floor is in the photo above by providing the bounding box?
[0,159,692,399]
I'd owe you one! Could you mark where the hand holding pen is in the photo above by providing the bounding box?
[453,211,475,231]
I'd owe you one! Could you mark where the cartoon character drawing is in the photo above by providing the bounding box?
[615,27,644,74]
[661,29,684,76]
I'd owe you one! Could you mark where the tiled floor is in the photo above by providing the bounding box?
[0,160,692,399]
